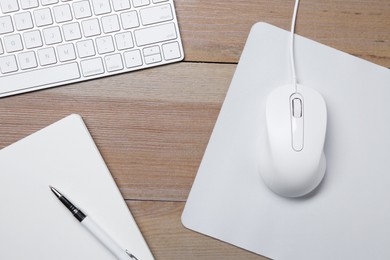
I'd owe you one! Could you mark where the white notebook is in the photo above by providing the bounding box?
[182,22,390,260]
[0,114,154,260]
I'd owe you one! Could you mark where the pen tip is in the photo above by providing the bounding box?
[49,186,62,198]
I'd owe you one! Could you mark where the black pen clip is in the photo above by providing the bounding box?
[126,250,139,260]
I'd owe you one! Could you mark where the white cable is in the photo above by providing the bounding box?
[290,0,300,93]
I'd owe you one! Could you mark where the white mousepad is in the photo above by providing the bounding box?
[182,22,390,260]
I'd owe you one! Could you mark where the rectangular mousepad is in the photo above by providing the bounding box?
[182,22,390,260]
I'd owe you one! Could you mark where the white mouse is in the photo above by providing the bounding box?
[259,84,327,198]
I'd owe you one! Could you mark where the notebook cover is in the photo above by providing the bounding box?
[0,114,154,260]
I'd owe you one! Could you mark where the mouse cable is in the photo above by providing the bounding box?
[290,0,301,93]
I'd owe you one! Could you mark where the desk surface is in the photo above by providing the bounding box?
[1,0,389,259]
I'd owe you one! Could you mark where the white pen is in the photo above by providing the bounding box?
[50,186,138,260]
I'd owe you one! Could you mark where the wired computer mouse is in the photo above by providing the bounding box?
[258,84,327,198]
[259,0,328,198]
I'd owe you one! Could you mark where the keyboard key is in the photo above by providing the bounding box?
[18,51,38,70]
[34,8,54,27]
[140,4,173,26]
[120,11,140,30]
[152,0,168,2]
[0,0,19,14]
[115,32,134,50]
[0,16,14,35]
[76,39,96,58]
[14,12,34,31]
[162,41,181,60]
[101,15,120,33]
[24,30,43,49]
[124,49,142,68]
[43,26,63,45]
[91,0,111,15]
[82,18,101,37]
[38,47,57,65]
[0,40,3,54]
[143,45,160,56]
[134,23,177,46]
[53,4,73,23]
[112,0,131,11]
[62,22,82,41]
[41,0,59,6]
[132,0,150,8]
[0,63,80,94]
[96,36,114,54]
[73,1,92,19]
[4,34,24,53]
[0,55,18,73]
[21,0,39,10]
[80,57,104,76]
[57,43,76,62]
[104,53,123,72]
[144,53,161,64]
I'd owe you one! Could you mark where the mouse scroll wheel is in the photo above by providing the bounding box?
[292,98,303,118]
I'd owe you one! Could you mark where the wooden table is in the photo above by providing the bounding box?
[1,0,389,259]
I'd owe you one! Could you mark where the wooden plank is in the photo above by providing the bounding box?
[176,0,390,67]
[0,62,235,201]
[128,200,266,259]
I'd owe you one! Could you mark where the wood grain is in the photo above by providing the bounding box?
[128,201,266,259]
[0,63,235,201]
[176,0,390,67]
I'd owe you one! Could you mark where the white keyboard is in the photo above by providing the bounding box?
[0,0,184,97]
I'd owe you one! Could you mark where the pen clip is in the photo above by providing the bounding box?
[126,250,139,260]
